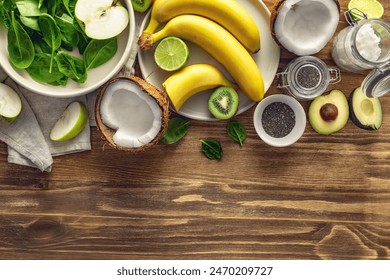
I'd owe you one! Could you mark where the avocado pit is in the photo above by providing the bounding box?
[320,103,338,122]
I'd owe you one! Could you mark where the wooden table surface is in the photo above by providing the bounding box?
[1,0,390,260]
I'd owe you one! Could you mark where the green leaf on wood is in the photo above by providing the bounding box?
[200,139,223,160]
[227,120,247,146]
[161,117,190,144]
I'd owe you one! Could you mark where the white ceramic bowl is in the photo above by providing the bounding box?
[0,0,135,98]
[253,94,306,147]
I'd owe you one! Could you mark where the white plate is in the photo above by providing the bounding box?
[137,0,280,121]
[0,0,135,98]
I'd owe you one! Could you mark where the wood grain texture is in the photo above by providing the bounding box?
[0,0,390,260]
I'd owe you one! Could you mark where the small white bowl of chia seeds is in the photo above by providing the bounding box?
[254,94,306,147]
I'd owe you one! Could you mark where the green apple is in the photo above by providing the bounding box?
[75,0,129,40]
[0,83,22,123]
[50,101,88,142]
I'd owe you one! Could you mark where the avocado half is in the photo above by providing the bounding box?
[309,89,349,135]
[349,87,382,130]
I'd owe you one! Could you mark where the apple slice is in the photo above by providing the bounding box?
[0,83,22,123]
[75,0,129,40]
[50,101,88,142]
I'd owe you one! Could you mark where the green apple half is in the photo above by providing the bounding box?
[50,101,88,142]
[75,0,129,40]
[0,83,22,123]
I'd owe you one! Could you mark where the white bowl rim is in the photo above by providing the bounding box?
[0,0,136,98]
[253,94,306,147]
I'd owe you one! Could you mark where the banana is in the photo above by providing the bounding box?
[139,15,264,102]
[163,64,234,111]
[141,0,260,53]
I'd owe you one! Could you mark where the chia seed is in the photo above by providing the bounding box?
[262,102,296,138]
[296,65,321,89]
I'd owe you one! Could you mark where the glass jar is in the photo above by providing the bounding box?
[362,62,390,97]
[332,15,390,72]
[276,56,341,101]
[332,10,390,97]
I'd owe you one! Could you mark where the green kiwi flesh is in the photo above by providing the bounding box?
[208,87,239,120]
[131,0,152,12]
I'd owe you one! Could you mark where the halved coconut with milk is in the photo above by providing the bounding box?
[95,76,170,153]
[270,0,340,55]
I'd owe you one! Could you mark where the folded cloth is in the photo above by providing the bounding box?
[0,74,91,172]
[0,78,53,172]
[0,12,145,172]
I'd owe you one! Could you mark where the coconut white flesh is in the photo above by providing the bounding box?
[274,0,339,55]
[100,80,162,148]
[50,102,84,141]
[75,0,129,40]
[0,83,22,118]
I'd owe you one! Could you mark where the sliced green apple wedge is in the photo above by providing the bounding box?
[0,83,22,123]
[50,101,88,142]
[349,87,382,130]
[75,0,129,40]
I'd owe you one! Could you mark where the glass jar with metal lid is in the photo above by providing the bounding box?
[276,56,341,101]
[332,10,390,72]
[332,9,390,98]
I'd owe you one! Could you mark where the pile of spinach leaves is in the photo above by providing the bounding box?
[0,0,118,86]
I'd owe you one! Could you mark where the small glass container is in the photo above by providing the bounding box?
[332,9,390,98]
[276,56,341,101]
[332,10,390,72]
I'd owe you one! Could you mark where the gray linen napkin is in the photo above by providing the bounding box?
[0,12,144,172]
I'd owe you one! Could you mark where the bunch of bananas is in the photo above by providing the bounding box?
[138,0,264,111]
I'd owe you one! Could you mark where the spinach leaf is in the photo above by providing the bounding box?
[55,51,87,83]
[83,38,118,70]
[38,0,44,9]
[20,15,40,31]
[46,0,61,16]
[8,11,35,69]
[73,20,91,54]
[26,52,68,85]
[227,120,247,146]
[38,13,61,72]
[0,0,14,28]
[61,0,73,16]
[55,13,79,50]
[161,117,190,144]
[200,139,223,160]
[15,0,47,17]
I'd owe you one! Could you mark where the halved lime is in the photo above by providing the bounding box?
[348,0,384,19]
[154,37,189,71]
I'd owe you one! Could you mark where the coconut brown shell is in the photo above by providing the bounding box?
[270,0,341,47]
[95,76,170,153]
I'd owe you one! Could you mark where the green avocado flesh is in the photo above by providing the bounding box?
[309,89,349,135]
[349,87,382,130]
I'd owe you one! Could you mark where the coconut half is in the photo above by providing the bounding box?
[270,0,340,56]
[95,76,170,153]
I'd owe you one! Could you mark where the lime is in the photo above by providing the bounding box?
[348,0,384,19]
[154,37,189,71]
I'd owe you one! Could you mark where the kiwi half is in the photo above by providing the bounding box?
[208,87,239,120]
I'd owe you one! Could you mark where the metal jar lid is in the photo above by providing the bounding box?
[362,62,390,98]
